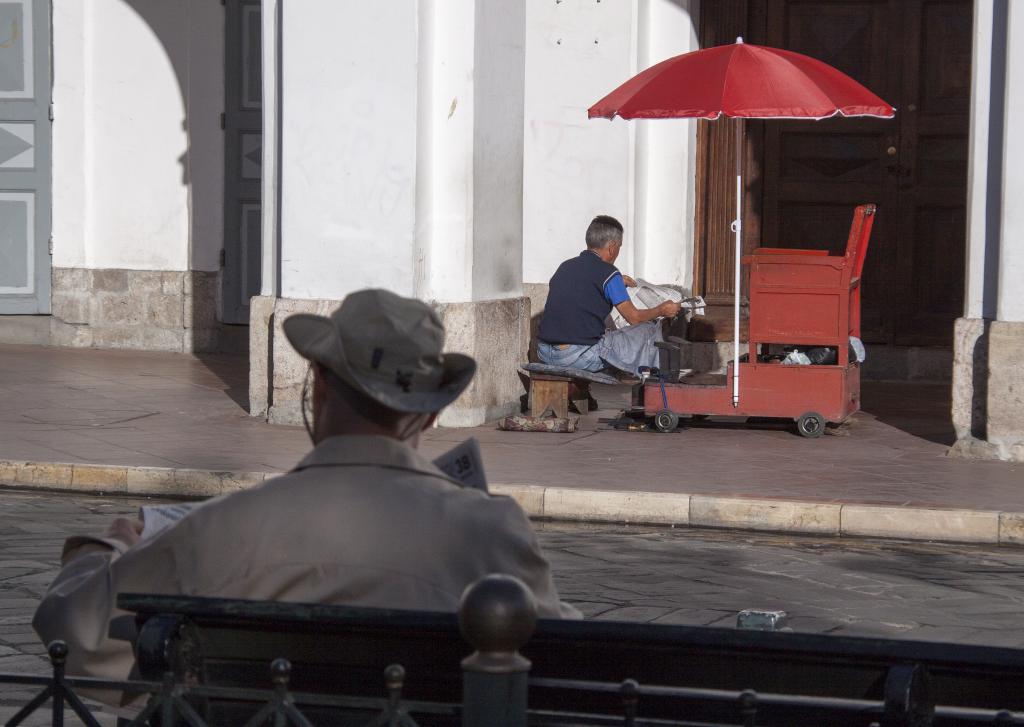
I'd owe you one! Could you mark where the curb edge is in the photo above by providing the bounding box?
[1,460,1018,546]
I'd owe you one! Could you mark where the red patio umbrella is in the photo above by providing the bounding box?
[589,38,894,406]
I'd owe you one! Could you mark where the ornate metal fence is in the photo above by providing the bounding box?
[7,574,1024,726]
[3,640,1022,726]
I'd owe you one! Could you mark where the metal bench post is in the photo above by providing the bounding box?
[458,575,537,727]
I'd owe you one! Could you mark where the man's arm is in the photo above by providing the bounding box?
[615,298,682,326]
[605,272,681,326]
[33,518,172,686]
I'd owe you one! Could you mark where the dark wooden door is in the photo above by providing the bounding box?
[696,0,971,347]
[890,0,972,345]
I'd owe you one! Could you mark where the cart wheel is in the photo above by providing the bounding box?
[654,409,680,433]
[796,411,825,439]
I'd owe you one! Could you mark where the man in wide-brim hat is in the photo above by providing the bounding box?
[34,289,578,690]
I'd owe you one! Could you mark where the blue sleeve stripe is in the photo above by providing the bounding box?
[604,272,630,306]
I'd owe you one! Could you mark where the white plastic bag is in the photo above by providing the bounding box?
[782,350,812,365]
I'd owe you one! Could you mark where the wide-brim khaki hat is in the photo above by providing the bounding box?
[283,289,476,413]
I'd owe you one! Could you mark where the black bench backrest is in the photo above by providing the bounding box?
[120,591,1024,725]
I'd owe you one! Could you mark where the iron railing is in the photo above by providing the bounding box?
[9,575,1024,726]
[4,640,1023,726]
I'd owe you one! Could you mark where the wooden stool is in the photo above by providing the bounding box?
[528,373,591,418]
[499,364,618,433]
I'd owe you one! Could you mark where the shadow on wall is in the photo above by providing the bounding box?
[107,0,251,410]
[117,0,245,356]
[523,283,549,364]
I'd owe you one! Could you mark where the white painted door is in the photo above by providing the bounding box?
[0,0,50,314]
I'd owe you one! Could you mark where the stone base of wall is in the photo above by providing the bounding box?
[250,295,531,428]
[0,268,247,354]
[950,317,1024,462]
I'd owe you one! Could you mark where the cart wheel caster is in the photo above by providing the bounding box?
[654,409,680,433]
[796,411,825,439]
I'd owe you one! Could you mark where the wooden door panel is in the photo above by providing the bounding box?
[892,0,971,345]
[772,0,892,92]
[918,1,973,116]
[761,1,899,344]
[894,202,966,345]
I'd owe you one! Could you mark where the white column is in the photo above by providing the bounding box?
[279,3,419,300]
[269,1,528,427]
[997,0,1024,322]
[414,0,475,303]
[260,0,280,297]
[416,0,525,304]
[964,0,996,320]
[633,0,700,289]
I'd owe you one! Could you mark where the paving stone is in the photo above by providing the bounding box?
[0,485,1023,727]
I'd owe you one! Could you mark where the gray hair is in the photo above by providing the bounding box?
[585,215,624,250]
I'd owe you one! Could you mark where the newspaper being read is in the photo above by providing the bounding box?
[137,438,488,541]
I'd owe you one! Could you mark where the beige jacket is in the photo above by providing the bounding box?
[33,435,578,683]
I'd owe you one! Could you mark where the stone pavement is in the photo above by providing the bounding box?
[3,489,1024,723]
[0,344,1022,544]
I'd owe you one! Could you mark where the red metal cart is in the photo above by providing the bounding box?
[639,204,875,438]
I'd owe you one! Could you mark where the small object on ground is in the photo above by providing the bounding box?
[737,609,789,631]
[498,413,579,433]
[824,419,854,437]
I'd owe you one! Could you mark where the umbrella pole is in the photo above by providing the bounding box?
[732,118,743,407]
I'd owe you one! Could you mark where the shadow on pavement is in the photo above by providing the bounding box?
[194,353,250,413]
[860,381,955,447]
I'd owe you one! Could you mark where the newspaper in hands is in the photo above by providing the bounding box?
[138,502,200,541]
[430,437,488,492]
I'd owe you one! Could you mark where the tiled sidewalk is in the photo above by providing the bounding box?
[0,343,1020,513]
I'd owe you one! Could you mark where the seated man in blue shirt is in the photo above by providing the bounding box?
[537,215,682,375]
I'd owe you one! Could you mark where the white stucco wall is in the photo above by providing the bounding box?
[633,0,700,288]
[522,0,699,289]
[52,0,224,273]
[280,0,525,305]
[998,0,1024,322]
[522,0,635,283]
[280,3,418,301]
[471,0,526,301]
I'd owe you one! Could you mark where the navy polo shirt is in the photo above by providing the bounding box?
[539,250,630,345]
